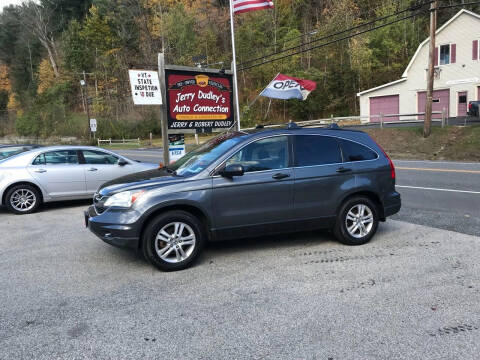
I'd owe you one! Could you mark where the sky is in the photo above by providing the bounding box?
[0,0,31,7]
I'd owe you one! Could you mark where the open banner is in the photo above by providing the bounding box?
[260,74,317,101]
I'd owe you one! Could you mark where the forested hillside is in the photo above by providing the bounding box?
[0,0,477,139]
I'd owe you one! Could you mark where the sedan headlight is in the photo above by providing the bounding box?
[104,190,145,208]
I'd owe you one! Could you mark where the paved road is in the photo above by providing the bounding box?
[393,160,480,236]
[118,149,480,236]
[1,204,480,359]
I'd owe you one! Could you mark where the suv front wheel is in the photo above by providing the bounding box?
[334,196,379,245]
[142,211,205,271]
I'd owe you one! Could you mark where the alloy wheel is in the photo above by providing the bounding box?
[345,204,374,239]
[10,189,36,212]
[154,222,196,263]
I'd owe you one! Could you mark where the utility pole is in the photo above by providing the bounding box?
[83,70,92,140]
[424,0,437,138]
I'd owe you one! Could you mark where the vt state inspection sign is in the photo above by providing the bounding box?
[128,70,162,105]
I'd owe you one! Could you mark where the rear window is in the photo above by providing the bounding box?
[294,135,342,166]
[33,150,79,165]
[339,139,378,162]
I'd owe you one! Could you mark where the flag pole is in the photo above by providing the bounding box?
[229,0,241,131]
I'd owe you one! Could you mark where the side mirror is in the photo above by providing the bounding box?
[117,158,128,166]
[220,164,244,177]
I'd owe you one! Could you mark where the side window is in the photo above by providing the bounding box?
[226,136,288,173]
[339,139,378,162]
[294,135,342,166]
[33,154,45,165]
[82,150,119,165]
[33,150,79,165]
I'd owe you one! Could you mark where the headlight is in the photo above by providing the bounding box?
[104,190,145,208]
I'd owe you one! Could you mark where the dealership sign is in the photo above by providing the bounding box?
[165,69,234,130]
[128,70,163,105]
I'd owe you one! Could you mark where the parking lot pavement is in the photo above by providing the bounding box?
[1,204,480,360]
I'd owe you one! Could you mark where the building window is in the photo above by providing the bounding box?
[440,44,450,65]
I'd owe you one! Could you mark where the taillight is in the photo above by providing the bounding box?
[372,139,395,180]
[386,154,395,180]
[469,103,472,110]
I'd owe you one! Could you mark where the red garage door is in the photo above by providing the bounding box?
[418,90,449,119]
[370,95,399,122]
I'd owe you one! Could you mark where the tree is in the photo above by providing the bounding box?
[22,1,60,77]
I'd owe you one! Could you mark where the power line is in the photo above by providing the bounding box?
[239,0,434,68]
[438,0,480,9]
[240,8,429,71]
[240,0,419,60]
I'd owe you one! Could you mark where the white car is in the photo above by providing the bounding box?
[0,146,158,214]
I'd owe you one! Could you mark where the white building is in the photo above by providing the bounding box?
[358,9,480,122]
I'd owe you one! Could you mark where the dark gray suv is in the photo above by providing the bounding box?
[85,124,400,271]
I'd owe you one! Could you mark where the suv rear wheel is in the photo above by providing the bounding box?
[334,196,379,245]
[142,211,205,271]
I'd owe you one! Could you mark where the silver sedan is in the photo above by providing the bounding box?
[0,146,159,214]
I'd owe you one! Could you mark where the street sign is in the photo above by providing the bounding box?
[90,118,97,132]
[128,70,163,105]
[169,145,185,163]
[168,133,186,163]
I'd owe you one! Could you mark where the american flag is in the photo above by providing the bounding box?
[233,0,274,14]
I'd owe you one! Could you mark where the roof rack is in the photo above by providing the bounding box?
[326,123,340,130]
[286,122,300,130]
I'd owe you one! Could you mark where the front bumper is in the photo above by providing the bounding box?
[85,205,141,250]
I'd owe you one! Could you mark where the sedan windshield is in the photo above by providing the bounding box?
[169,131,247,177]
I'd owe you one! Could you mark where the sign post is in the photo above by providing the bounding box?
[158,53,170,165]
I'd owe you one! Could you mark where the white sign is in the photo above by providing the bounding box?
[446,77,480,85]
[90,118,97,132]
[169,145,186,163]
[128,70,163,105]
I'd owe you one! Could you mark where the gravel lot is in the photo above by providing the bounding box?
[1,202,480,360]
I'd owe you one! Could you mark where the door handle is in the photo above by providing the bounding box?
[34,169,47,173]
[336,167,352,173]
[272,173,290,180]
[87,168,98,172]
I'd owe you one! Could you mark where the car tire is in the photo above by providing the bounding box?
[334,196,379,246]
[142,211,206,271]
[5,184,41,215]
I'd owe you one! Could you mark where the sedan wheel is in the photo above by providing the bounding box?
[5,185,41,215]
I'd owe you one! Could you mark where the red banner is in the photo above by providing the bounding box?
[166,69,234,130]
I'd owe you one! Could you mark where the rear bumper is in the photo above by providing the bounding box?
[85,206,140,250]
[383,191,401,217]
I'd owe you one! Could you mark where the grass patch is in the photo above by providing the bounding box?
[365,125,480,161]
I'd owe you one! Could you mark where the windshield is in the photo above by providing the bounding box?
[169,132,247,177]
[0,147,28,160]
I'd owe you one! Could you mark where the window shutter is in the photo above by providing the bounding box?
[451,44,456,63]
[473,40,478,60]
[434,47,438,66]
